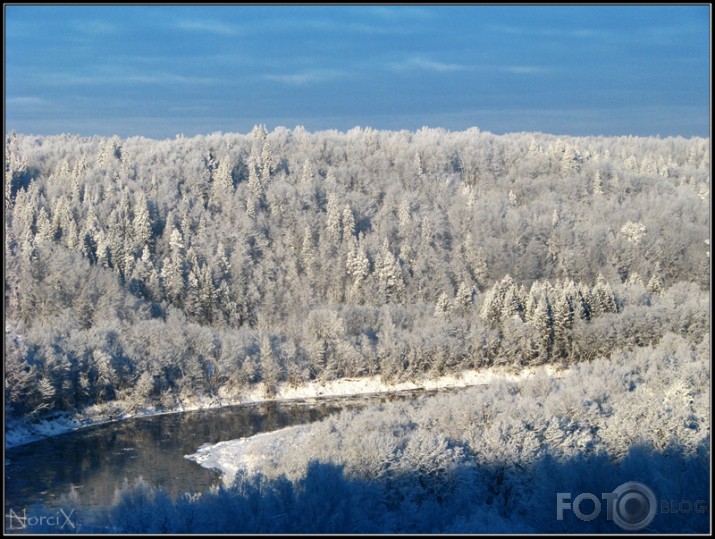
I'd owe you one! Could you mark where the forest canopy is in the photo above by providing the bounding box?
[4,126,710,421]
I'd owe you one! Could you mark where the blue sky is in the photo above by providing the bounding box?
[5,5,710,138]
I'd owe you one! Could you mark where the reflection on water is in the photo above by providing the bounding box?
[6,401,341,514]
[5,390,440,518]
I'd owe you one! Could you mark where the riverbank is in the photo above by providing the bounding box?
[6,364,561,449]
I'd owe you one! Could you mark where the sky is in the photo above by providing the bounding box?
[4,4,711,139]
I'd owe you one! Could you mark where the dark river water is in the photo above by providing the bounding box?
[5,390,441,531]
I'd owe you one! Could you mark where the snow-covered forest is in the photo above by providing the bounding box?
[4,126,710,424]
[101,332,708,533]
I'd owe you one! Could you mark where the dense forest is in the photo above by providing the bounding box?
[4,126,710,423]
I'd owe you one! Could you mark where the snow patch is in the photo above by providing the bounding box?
[239,364,559,403]
[186,425,311,486]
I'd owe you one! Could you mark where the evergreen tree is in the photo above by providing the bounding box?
[591,273,617,316]
[51,196,73,243]
[398,199,411,231]
[414,152,425,177]
[346,242,370,299]
[377,244,404,303]
[593,170,604,196]
[162,227,187,307]
[133,192,153,251]
[576,283,591,321]
[532,295,553,363]
[551,292,574,361]
[261,141,274,184]
[199,264,216,324]
[455,282,475,312]
[64,217,80,252]
[560,144,582,174]
[326,197,342,245]
[260,334,283,395]
[247,145,265,202]
[300,159,314,185]
[479,285,502,328]
[646,273,664,296]
[301,226,317,278]
[434,292,451,318]
[35,207,56,245]
[501,285,524,321]
[342,205,357,241]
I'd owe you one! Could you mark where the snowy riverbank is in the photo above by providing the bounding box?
[185,364,563,484]
[186,425,312,485]
[6,364,560,450]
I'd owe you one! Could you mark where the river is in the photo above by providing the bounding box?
[4,389,443,531]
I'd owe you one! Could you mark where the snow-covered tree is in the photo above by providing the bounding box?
[342,205,356,241]
[398,199,411,230]
[551,293,574,361]
[646,273,664,296]
[326,197,342,245]
[434,292,451,318]
[377,244,404,303]
[619,221,647,245]
[162,227,187,306]
[133,192,153,251]
[300,159,314,185]
[593,170,604,196]
[455,282,475,311]
[35,207,56,245]
[346,243,370,297]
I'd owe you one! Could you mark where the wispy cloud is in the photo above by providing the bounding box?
[388,58,550,75]
[7,96,50,108]
[175,19,238,36]
[346,23,413,35]
[39,71,218,86]
[360,6,433,21]
[500,66,549,75]
[634,24,705,46]
[491,21,702,47]
[124,74,218,85]
[391,57,471,73]
[489,24,608,39]
[72,19,119,36]
[255,17,417,36]
[263,69,346,85]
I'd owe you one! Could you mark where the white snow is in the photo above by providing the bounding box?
[186,425,312,486]
[236,363,559,403]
